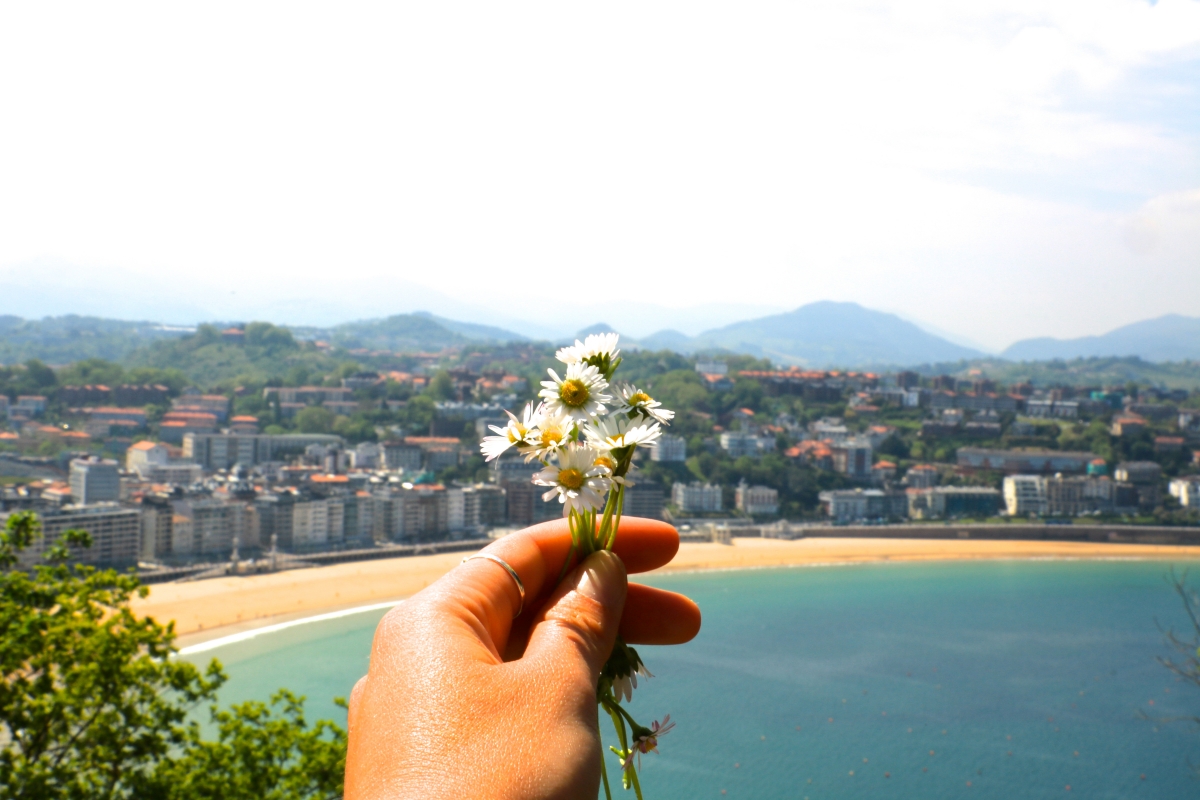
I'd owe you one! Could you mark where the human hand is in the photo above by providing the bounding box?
[344,517,701,800]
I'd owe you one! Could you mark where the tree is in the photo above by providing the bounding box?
[0,512,346,799]
[425,370,454,401]
[294,406,335,434]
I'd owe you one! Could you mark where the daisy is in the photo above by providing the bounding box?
[556,331,621,366]
[612,660,653,702]
[533,443,612,514]
[479,402,541,461]
[622,715,675,775]
[583,415,662,453]
[539,363,611,422]
[518,412,574,461]
[616,384,675,425]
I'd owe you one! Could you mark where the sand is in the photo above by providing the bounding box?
[136,537,1200,647]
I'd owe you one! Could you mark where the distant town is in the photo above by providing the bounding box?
[1,320,1199,574]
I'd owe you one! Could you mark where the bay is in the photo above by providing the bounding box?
[181,560,1200,798]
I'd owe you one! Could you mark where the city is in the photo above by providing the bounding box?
[2,324,1198,575]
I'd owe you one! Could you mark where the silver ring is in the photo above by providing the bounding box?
[461,553,526,618]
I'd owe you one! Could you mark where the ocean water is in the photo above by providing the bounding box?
[181,561,1200,798]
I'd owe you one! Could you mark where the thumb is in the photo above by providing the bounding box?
[522,550,628,689]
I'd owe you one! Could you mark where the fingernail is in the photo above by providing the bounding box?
[576,550,626,607]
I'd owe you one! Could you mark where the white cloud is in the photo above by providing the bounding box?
[0,1,1198,350]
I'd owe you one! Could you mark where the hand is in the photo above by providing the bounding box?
[344,517,702,800]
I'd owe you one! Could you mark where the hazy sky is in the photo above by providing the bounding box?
[1,1,1198,350]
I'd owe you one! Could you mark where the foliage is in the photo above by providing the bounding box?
[0,513,346,800]
[294,406,335,434]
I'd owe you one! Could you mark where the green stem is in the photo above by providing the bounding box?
[599,719,613,800]
[606,703,631,790]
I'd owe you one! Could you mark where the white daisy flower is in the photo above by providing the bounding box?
[480,402,542,461]
[612,661,653,702]
[556,331,621,366]
[533,443,611,514]
[583,414,662,453]
[616,384,675,425]
[539,363,611,422]
[518,412,574,461]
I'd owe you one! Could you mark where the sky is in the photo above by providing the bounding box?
[1,1,1198,350]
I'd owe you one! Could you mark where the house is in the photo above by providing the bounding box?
[1110,416,1146,438]
[958,448,1094,474]
[903,464,939,488]
[872,461,897,484]
[1154,436,1185,453]
[1169,478,1200,508]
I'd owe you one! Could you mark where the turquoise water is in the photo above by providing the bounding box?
[182,561,1200,798]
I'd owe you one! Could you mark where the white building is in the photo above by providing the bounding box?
[694,361,728,375]
[1169,478,1200,508]
[719,431,774,458]
[69,457,121,505]
[651,434,687,462]
[4,504,141,567]
[735,481,779,516]
[126,440,170,475]
[671,482,723,513]
[1003,475,1047,516]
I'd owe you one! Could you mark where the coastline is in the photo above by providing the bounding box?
[141,537,1200,649]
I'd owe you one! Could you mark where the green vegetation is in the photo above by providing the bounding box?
[0,512,346,799]
[920,356,1200,391]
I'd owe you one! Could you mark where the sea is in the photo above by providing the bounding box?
[180,560,1200,799]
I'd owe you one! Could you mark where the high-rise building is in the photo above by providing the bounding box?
[69,457,120,505]
[4,504,140,567]
[1003,475,1047,516]
[623,485,665,520]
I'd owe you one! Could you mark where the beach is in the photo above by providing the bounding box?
[138,537,1200,647]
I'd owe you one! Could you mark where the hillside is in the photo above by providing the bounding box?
[1003,314,1200,363]
[0,315,192,365]
[645,301,983,368]
[917,355,1200,391]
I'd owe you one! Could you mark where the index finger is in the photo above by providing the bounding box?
[455,515,678,619]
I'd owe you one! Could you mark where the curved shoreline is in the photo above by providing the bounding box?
[143,537,1200,650]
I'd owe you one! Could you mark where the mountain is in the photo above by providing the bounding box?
[410,312,529,343]
[1002,314,1200,363]
[634,329,695,352]
[679,301,983,368]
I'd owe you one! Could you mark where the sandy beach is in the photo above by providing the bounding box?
[136,537,1200,647]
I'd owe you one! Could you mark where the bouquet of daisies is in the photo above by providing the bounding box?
[481,332,675,799]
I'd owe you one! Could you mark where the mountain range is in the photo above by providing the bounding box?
[2,304,1200,370]
[1001,315,1200,363]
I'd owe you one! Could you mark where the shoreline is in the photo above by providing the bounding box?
[141,537,1200,650]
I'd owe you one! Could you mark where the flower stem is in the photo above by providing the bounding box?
[599,719,614,800]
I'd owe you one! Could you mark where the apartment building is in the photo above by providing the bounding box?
[671,482,723,513]
[69,457,120,505]
[735,481,779,516]
[1003,475,1047,516]
[651,434,687,463]
[4,503,141,568]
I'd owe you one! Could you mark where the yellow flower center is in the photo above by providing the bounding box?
[594,455,615,470]
[559,379,590,408]
[558,468,585,491]
[506,426,525,444]
[540,427,564,448]
[628,392,651,406]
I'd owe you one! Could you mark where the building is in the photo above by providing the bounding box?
[695,361,728,376]
[172,393,231,422]
[831,439,872,479]
[719,431,773,458]
[184,432,344,471]
[382,440,424,472]
[10,395,47,420]
[958,448,1094,475]
[461,483,507,528]
[3,504,141,567]
[126,440,170,474]
[819,489,907,523]
[871,461,897,484]
[903,464,939,488]
[1154,436,1185,454]
[262,386,354,406]
[229,415,260,433]
[1003,475,1047,516]
[908,486,1002,519]
[671,482,723,514]
[1045,475,1138,516]
[69,457,120,505]
[651,434,687,463]
[1114,461,1162,509]
[1110,417,1147,438]
[1169,478,1200,508]
[623,484,665,520]
[88,407,148,427]
[170,496,248,558]
[735,481,779,516]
